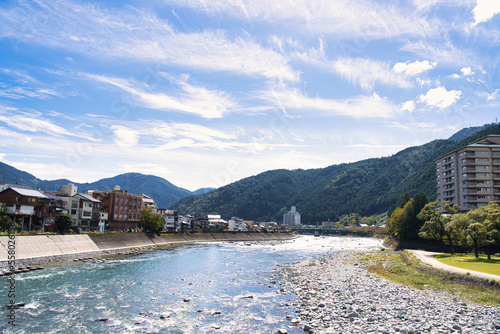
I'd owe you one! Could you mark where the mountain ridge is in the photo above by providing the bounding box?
[0,164,212,208]
[173,123,500,223]
[2,123,498,221]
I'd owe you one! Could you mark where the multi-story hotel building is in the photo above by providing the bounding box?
[435,135,500,211]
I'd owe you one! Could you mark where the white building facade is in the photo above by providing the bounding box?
[283,206,301,226]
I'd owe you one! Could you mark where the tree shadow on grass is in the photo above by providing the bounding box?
[434,253,500,264]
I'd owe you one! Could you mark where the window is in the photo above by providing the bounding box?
[475,151,489,155]
[120,197,124,203]
[120,205,124,211]
[475,158,489,162]
[125,198,129,204]
[475,166,489,170]
[120,213,123,219]
[114,213,118,219]
[124,213,128,220]
[71,209,77,215]
[115,196,119,203]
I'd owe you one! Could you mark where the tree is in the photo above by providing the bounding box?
[388,207,405,238]
[389,193,428,240]
[139,209,164,234]
[0,203,13,232]
[481,202,500,259]
[55,213,73,234]
[400,193,410,208]
[418,201,445,241]
[418,200,462,253]
[465,208,487,258]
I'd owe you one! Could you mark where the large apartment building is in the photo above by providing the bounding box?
[435,135,500,211]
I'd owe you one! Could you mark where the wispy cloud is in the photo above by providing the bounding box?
[0,106,74,136]
[88,74,236,118]
[261,86,399,118]
[0,1,297,81]
[331,57,412,90]
[291,46,412,90]
[168,0,435,40]
[0,86,62,99]
[400,40,479,68]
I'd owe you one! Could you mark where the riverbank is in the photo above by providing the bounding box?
[281,250,500,334]
[0,232,296,270]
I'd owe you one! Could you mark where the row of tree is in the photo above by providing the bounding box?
[418,201,500,259]
[388,194,500,259]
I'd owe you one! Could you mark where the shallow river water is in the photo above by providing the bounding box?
[0,236,380,333]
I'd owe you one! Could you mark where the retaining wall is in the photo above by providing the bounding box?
[0,232,296,269]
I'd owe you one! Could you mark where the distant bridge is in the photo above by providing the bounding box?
[292,228,371,237]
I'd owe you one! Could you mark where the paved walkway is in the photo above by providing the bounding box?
[409,249,500,283]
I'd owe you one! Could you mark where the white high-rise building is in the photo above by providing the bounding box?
[283,206,301,226]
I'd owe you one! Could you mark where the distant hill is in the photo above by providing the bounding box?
[447,124,490,141]
[174,123,500,223]
[0,165,195,208]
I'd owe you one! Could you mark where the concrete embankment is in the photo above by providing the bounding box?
[0,232,296,269]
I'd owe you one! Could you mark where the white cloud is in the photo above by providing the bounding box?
[0,1,297,81]
[471,0,500,27]
[393,60,436,75]
[88,74,236,118]
[418,86,462,109]
[460,67,474,76]
[110,125,140,146]
[401,100,416,112]
[262,87,399,118]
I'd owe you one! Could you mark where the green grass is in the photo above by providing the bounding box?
[433,253,500,276]
[356,251,500,306]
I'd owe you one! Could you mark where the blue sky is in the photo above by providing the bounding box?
[0,0,499,191]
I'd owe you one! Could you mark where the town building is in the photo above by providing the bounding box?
[70,193,102,232]
[283,206,301,226]
[435,135,500,211]
[159,209,178,232]
[228,216,248,231]
[207,214,228,231]
[140,194,156,211]
[92,186,141,231]
[0,187,51,231]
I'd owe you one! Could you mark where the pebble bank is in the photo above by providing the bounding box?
[281,250,500,334]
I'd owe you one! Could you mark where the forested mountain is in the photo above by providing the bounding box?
[2,123,500,222]
[174,123,500,223]
[0,165,202,208]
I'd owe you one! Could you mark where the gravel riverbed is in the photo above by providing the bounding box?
[280,250,500,334]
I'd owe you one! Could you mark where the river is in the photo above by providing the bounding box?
[0,236,381,333]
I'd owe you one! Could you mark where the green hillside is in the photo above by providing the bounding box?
[175,123,500,223]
